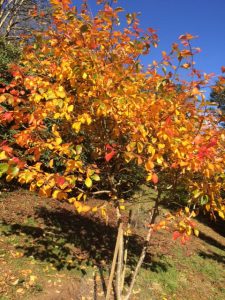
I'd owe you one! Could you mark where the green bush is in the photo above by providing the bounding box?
[0,37,21,84]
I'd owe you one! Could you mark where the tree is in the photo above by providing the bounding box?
[0,0,51,40]
[0,1,225,299]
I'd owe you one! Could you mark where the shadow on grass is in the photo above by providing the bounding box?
[1,206,169,274]
[197,214,225,239]
[198,250,225,264]
[198,231,225,252]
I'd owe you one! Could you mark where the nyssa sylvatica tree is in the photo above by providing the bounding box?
[0,1,225,298]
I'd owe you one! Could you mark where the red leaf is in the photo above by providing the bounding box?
[105,150,116,162]
[152,173,158,184]
[173,231,181,240]
[105,144,113,151]
[221,66,225,73]
[1,145,13,155]
[10,89,19,96]
[11,157,20,164]
[2,112,13,121]
[56,175,66,187]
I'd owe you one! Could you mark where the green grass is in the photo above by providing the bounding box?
[136,257,179,299]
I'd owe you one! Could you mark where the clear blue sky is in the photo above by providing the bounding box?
[73,0,225,90]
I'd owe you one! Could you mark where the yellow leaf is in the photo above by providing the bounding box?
[0,151,7,160]
[82,72,88,79]
[81,205,91,213]
[37,179,45,187]
[156,156,163,165]
[74,201,82,209]
[56,137,62,145]
[92,206,98,212]
[218,210,225,219]
[147,145,155,156]
[68,105,74,112]
[77,192,83,200]
[72,122,81,133]
[46,90,56,100]
[56,86,66,98]
[85,177,92,188]
[68,197,76,203]
[180,161,188,167]
[54,112,61,119]
[146,173,152,181]
[53,98,64,108]
[33,94,42,103]
[158,143,165,149]
[205,203,211,211]
[137,142,143,153]
[194,229,199,237]
[49,159,54,168]
[119,205,125,210]
[186,226,192,236]
[86,115,92,125]
[194,191,202,199]
[52,190,67,200]
[126,142,136,152]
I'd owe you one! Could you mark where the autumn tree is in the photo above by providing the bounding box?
[0,1,225,299]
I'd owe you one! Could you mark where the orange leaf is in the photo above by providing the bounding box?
[152,173,158,184]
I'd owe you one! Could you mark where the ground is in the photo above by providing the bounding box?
[0,185,224,300]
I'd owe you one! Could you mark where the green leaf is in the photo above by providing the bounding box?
[76,145,82,155]
[200,195,208,205]
[0,163,9,177]
[8,165,19,177]
[85,177,92,188]
[91,174,100,181]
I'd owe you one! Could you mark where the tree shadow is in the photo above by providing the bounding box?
[1,206,169,275]
[197,214,225,239]
[198,231,225,252]
[198,250,225,265]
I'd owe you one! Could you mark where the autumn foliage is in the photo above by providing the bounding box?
[0,0,225,228]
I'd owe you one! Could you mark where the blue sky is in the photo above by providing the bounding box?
[73,0,225,94]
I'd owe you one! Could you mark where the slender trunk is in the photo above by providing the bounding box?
[106,222,123,300]
[116,227,124,299]
[123,196,160,300]
[121,209,132,293]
